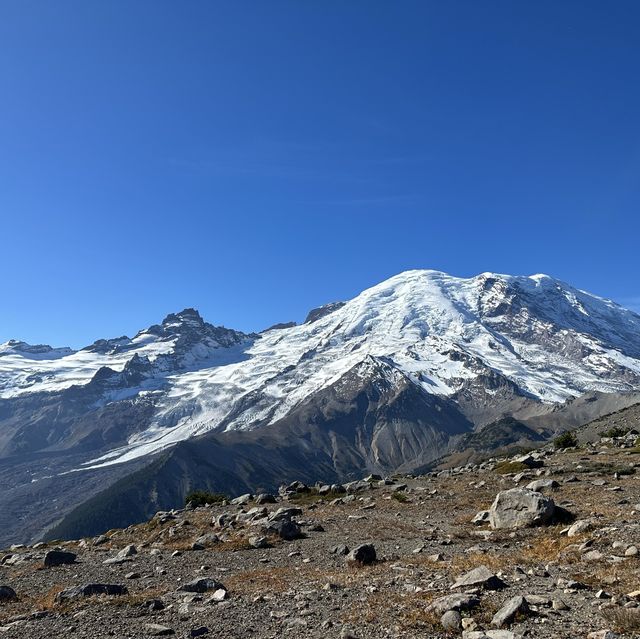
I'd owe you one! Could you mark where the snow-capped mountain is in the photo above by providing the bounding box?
[2,270,640,466]
[1,269,640,544]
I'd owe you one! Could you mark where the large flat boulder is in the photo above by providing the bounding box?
[489,488,555,529]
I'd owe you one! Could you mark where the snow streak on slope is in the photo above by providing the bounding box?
[80,270,640,469]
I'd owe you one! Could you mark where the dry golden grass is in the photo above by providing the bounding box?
[33,583,66,610]
[603,607,640,633]
[516,530,584,565]
[571,558,640,596]
[105,586,168,608]
[339,590,437,630]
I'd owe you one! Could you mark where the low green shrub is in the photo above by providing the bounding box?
[185,490,227,507]
[553,431,578,450]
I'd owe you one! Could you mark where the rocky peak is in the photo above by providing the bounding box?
[304,301,346,324]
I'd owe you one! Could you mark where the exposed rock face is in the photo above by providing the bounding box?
[488,488,556,529]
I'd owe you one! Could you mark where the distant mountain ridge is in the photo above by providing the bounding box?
[1,269,639,544]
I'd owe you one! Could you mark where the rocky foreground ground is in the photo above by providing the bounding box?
[2,434,640,638]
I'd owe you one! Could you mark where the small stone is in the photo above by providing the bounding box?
[625,545,638,557]
[492,595,529,628]
[567,519,592,537]
[331,544,349,556]
[526,478,560,492]
[552,598,569,610]
[427,593,480,614]
[117,544,137,559]
[249,536,269,549]
[178,578,225,594]
[190,627,209,637]
[0,586,17,602]
[346,544,376,565]
[144,624,174,636]
[451,565,506,591]
[441,610,462,630]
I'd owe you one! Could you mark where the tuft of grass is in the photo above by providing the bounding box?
[494,461,529,475]
[391,492,409,503]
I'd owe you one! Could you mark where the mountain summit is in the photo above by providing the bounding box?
[0,270,639,544]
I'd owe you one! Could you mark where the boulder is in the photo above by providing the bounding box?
[451,566,506,591]
[346,544,376,565]
[441,610,462,631]
[267,519,303,541]
[116,544,137,559]
[491,595,529,627]
[178,578,225,594]
[427,593,480,614]
[0,585,17,602]
[526,479,559,492]
[43,550,77,567]
[489,488,556,529]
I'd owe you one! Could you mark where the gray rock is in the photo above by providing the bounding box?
[526,479,560,492]
[331,544,350,556]
[567,519,592,537]
[144,624,174,636]
[472,510,490,525]
[194,533,220,547]
[267,507,303,522]
[231,493,252,505]
[427,593,480,614]
[451,565,506,591]
[116,544,137,559]
[491,595,529,627]
[441,609,462,630]
[43,550,76,567]
[249,536,269,549]
[178,578,225,593]
[56,583,128,602]
[0,586,17,602]
[190,628,209,638]
[489,488,556,529]
[267,519,303,540]
[255,493,276,504]
[346,544,377,565]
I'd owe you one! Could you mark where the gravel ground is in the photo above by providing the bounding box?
[1,441,640,638]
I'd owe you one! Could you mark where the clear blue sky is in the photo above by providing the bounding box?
[1,1,639,347]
